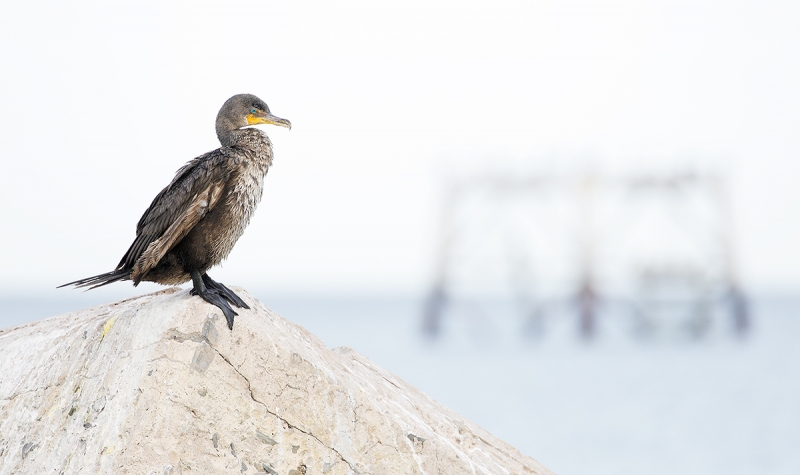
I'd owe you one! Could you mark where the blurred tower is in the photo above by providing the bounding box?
[623,172,749,339]
[423,169,748,341]
[576,173,598,339]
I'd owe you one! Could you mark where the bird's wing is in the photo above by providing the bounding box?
[117,151,229,282]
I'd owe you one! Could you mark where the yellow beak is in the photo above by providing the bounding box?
[247,113,292,130]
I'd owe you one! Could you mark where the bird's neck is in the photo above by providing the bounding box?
[219,128,274,170]
[217,127,269,149]
[216,124,237,147]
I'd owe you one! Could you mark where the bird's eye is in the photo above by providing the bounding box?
[251,108,257,114]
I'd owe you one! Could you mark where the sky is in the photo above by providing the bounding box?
[1,0,800,299]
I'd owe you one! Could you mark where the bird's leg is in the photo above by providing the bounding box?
[190,269,237,330]
[201,273,250,309]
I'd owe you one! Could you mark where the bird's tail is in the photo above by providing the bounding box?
[58,269,132,291]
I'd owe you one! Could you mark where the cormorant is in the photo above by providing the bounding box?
[59,94,291,330]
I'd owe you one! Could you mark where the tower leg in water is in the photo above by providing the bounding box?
[189,270,247,330]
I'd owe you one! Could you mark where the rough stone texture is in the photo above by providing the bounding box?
[0,288,552,475]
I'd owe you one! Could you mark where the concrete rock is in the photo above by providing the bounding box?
[0,288,553,474]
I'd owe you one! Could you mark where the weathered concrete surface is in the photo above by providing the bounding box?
[0,288,552,475]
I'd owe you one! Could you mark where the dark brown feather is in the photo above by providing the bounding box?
[117,151,229,271]
[131,180,225,284]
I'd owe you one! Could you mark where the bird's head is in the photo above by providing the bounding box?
[216,93,291,145]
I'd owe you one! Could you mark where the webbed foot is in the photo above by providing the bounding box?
[202,273,250,309]
[192,287,238,330]
[190,270,240,330]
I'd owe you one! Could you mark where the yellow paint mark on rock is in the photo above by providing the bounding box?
[45,399,61,418]
[101,316,118,339]
[97,444,115,475]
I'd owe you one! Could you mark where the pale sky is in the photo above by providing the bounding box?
[1,1,799,299]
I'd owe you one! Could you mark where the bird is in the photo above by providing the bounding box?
[59,93,291,330]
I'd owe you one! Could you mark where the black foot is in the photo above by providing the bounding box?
[189,270,242,330]
[202,274,250,310]
[193,287,238,330]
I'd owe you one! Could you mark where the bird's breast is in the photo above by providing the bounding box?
[203,153,271,264]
